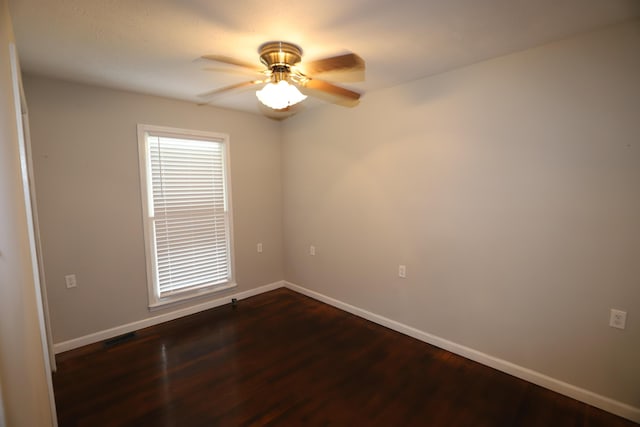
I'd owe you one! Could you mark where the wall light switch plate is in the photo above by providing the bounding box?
[398,265,407,278]
[309,245,316,256]
[65,274,77,288]
[257,243,263,253]
[609,309,627,330]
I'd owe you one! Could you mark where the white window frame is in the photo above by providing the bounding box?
[137,124,236,309]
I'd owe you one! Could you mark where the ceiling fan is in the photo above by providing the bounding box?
[199,41,365,113]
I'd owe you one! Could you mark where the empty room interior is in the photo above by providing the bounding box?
[1,0,639,425]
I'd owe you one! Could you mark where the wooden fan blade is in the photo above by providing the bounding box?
[301,79,361,107]
[304,68,365,83]
[201,55,262,72]
[302,53,365,81]
[197,80,264,104]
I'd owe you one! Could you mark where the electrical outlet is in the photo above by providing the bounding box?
[609,309,627,330]
[65,274,77,289]
[309,245,316,256]
[398,265,407,278]
[257,243,263,253]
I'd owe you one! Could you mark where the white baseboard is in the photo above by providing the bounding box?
[284,281,640,424]
[53,280,285,354]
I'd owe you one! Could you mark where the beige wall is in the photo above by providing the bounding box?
[0,0,55,425]
[282,20,640,408]
[23,75,284,343]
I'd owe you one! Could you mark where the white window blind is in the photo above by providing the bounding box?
[138,125,234,307]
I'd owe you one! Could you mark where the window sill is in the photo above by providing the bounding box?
[148,282,237,312]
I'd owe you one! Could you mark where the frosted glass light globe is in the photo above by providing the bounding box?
[256,80,307,110]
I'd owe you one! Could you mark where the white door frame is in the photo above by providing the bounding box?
[9,42,58,426]
[21,109,56,372]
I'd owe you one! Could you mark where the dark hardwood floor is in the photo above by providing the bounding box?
[53,288,637,427]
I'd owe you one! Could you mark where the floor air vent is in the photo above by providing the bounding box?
[103,332,137,348]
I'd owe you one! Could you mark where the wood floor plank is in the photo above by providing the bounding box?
[53,288,638,426]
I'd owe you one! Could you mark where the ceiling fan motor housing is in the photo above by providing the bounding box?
[258,41,303,69]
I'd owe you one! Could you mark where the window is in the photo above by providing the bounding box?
[137,124,235,308]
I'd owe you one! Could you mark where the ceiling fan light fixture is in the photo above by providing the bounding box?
[201,41,364,116]
[256,80,307,110]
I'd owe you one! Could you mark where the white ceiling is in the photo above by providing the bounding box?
[9,0,640,115]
